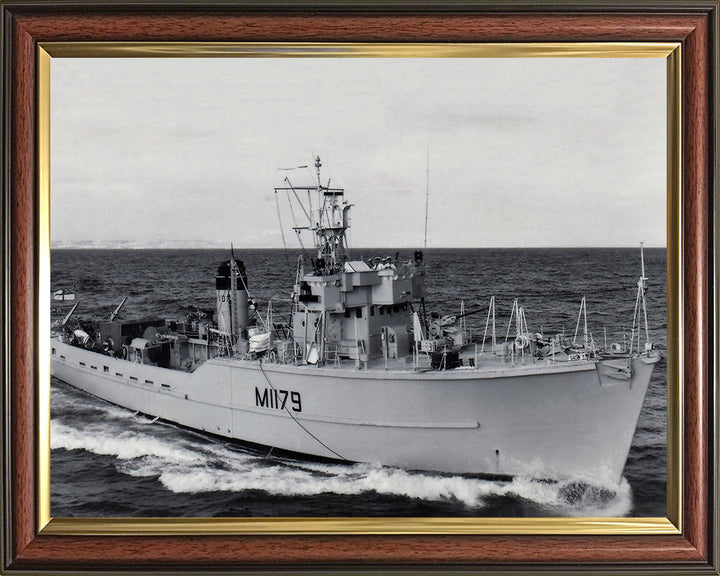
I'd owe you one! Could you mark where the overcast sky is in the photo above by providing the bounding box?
[50,57,666,249]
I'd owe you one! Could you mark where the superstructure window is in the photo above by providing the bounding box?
[355,308,362,318]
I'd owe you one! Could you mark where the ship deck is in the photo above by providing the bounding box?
[248,348,600,378]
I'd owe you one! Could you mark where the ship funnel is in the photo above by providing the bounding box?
[215,258,249,339]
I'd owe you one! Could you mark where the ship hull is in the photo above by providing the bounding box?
[51,338,658,482]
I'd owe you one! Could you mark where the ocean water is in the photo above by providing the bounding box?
[50,248,667,518]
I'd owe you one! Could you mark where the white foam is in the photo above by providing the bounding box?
[156,457,632,516]
[51,421,201,464]
[500,475,633,517]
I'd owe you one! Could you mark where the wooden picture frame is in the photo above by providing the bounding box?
[1,1,717,573]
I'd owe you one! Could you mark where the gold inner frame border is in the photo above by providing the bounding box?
[36,41,682,536]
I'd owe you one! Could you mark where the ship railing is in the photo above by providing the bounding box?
[271,340,302,364]
[325,344,342,367]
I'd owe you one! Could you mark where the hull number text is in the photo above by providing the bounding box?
[255,387,302,412]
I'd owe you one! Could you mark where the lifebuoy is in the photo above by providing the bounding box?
[514,335,530,350]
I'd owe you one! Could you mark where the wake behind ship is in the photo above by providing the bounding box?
[51,157,660,482]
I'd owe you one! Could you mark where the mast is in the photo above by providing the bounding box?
[315,154,323,189]
[424,148,430,250]
[630,242,652,353]
[277,156,352,276]
[639,242,650,345]
[573,296,588,347]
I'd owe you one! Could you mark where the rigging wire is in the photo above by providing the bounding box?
[318,178,331,229]
[504,299,518,343]
[274,189,294,279]
[231,258,268,332]
[257,359,347,461]
[284,188,309,256]
[286,177,312,223]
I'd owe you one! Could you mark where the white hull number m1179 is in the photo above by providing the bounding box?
[255,387,302,412]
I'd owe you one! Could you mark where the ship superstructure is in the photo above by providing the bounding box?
[280,156,425,368]
[50,158,661,482]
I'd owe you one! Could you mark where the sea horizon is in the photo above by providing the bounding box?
[50,244,669,251]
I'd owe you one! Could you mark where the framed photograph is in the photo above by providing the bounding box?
[2,1,717,574]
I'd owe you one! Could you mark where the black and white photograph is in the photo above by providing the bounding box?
[49,54,667,519]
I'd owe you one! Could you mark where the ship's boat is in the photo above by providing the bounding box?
[50,157,661,482]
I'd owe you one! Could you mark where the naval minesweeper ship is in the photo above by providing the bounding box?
[51,157,660,482]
